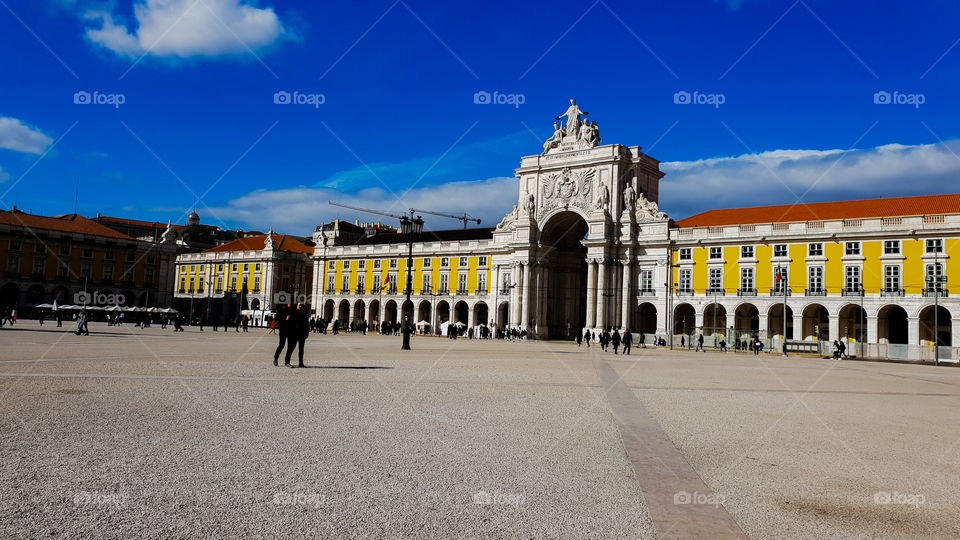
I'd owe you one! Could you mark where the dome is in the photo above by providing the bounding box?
[187,210,200,225]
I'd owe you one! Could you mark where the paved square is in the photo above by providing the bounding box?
[1,323,958,538]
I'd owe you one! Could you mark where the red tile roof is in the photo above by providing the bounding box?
[675,193,960,228]
[354,227,494,246]
[0,209,135,240]
[206,234,312,254]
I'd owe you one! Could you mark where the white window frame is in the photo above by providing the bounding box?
[678,248,692,261]
[845,242,861,256]
[740,267,754,292]
[884,240,901,255]
[808,266,823,292]
[926,238,944,254]
[708,247,722,260]
[741,245,754,259]
[883,264,901,292]
[773,244,788,258]
[678,268,692,293]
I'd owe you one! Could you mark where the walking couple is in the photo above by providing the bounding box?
[273,302,310,368]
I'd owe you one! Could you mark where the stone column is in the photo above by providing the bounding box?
[793,313,804,340]
[908,316,920,345]
[829,315,841,343]
[510,263,521,326]
[867,315,878,344]
[521,262,532,329]
[621,260,632,330]
[596,259,607,330]
[585,260,597,329]
[467,302,475,330]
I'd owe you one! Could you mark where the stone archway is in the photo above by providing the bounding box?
[454,301,468,324]
[839,304,866,342]
[767,304,794,339]
[436,300,450,326]
[734,303,759,338]
[635,302,656,334]
[801,304,829,341]
[703,303,727,336]
[537,211,588,339]
[474,302,489,326]
[323,299,335,321]
[919,305,951,347]
[384,300,398,324]
[368,299,380,326]
[877,304,908,344]
[497,301,509,328]
[353,299,366,322]
[337,299,350,323]
[674,303,695,335]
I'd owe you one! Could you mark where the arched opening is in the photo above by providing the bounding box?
[250,298,261,310]
[801,304,829,341]
[454,301,468,324]
[401,300,413,326]
[635,302,656,334]
[368,299,380,326]
[52,286,69,304]
[0,283,20,309]
[539,211,588,339]
[734,303,759,338]
[435,300,450,326]
[497,301,509,328]
[353,299,366,323]
[25,285,45,305]
[703,303,727,336]
[338,299,350,323]
[919,305,951,347]
[877,305,908,344]
[767,304,794,339]
[473,302,489,326]
[384,300,398,324]
[839,304,867,342]
[417,300,432,326]
[138,292,151,307]
[674,303,695,335]
[323,299,335,321]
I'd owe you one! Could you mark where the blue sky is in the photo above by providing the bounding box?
[2,0,960,233]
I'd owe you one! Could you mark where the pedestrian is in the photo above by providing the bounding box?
[38,312,44,326]
[56,311,63,327]
[753,337,762,356]
[273,302,293,366]
[681,335,685,348]
[719,338,727,352]
[584,329,592,348]
[284,303,309,368]
[622,329,632,355]
[696,333,704,352]
[242,315,249,332]
[576,330,582,347]
[611,329,621,355]
[838,339,848,359]
[638,332,645,348]
[832,340,841,360]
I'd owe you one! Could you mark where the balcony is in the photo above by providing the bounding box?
[177,288,186,294]
[326,287,335,294]
[639,288,656,296]
[923,288,949,297]
[676,289,694,296]
[252,288,260,294]
[841,287,863,297]
[436,287,449,295]
[706,288,725,296]
[805,288,826,296]
[770,288,791,297]
[355,286,365,294]
[880,288,905,297]
[457,288,469,295]
[738,288,756,296]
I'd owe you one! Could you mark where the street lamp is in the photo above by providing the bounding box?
[400,215,424,350]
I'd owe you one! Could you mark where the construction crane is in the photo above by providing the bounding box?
[328,201,415,221]
[410,208,481,229]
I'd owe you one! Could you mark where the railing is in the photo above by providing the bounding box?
[436,287,449,294]
[805,288,825,296]
[923,288,949,297]
[880,288,904,297]
[457,288,469,295]
[676,289,694,296]
[252,288,260,293]
[177,288,186,293]
[326,287,335,293]
[771,288,791,296]
[738,288,756,296]
[706,288,725,296]
[639,288,656,296]
[355,286,364,294]
[841,287,863,297]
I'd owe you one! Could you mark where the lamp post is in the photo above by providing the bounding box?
[400,215,424,350]
[926,250,943,366]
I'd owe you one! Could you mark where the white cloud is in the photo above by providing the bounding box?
[83,0,290,58]
[209,177,518,234]
[0,117,54,155]
[661,141,960,219]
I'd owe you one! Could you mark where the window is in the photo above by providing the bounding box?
[740,268,754,292]
[103,265,114,281]
[126,253,135,263]
[502,273,512,293]
[243,263,249,271]
[439,273,449,293]
[884,240,901,255]
[9,239,21,251]
[341,275,349,293]
[808,267,823,292]
[883,265,900,292]
[641,270,653,292]
[327,275,335,293]
[845,242,861,256]
[59,245,70,256]
[82,248,94,258]
[217,264,224,273]
[197,276,205,292]
[374,259,381,269]
[926,263,945,292]
[388,274,397,294]
[441,257,449,268]
[773,267,788,294]
[422,273,432,293]
[5,253,19,274]
[708,268,722,293]
[423,258,432,268]
[34,243,45,254]
[459,257,468,267]
[231,264,238,272]
[147,256,155,264]
[57,260,69,278]
[358,260,365,270]
[709,247,722,260]
[145,266,155,285]
[479,256,488,267]
[741,245,754,259]
[81,261,92,278]
[773,244,788,258]
[230,277,237,292]
[357,275,365,292]
[458,273,468,293]
[845,266,861,292]
[678,268,692,293]
[179,278,186,292]
[390,259,398,268]
[926,239,944,253]
[32,257,45,276]
[678,248,692,261]
[477,273,487,294]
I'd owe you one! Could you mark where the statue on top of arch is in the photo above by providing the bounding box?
[541,99,601,155]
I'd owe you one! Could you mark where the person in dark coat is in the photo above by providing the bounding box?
[611,329,622,354]
[284,303,309,368]
[622,330,633,355]
[273,302,293,366]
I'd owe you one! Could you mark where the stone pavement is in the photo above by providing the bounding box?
[0,322,958,538]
